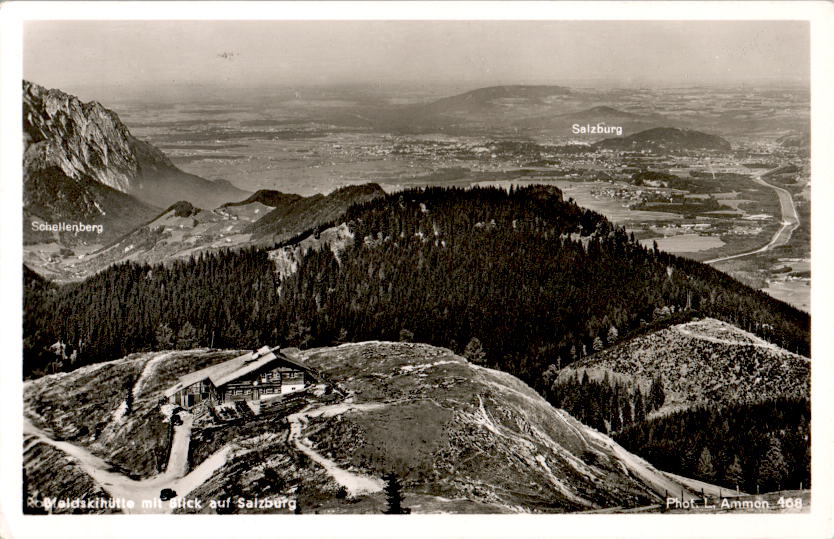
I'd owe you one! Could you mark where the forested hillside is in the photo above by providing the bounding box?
[23,185,809,381]
[616,398,810,494]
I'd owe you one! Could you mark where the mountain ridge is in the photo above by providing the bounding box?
[561,317,809,409]
[246,183,386,242]
[30,183,387,281]
[23,80,249,215]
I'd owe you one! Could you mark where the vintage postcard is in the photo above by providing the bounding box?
[1,2,832,538]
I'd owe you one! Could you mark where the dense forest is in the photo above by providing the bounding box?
[545,370,666,434]
[615,398,811,494]
[23,185,810,381]
[545,370,810,493]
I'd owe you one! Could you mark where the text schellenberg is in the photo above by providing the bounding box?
[31,220,104,235]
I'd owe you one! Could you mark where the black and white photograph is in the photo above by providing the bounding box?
[1,2,832,538]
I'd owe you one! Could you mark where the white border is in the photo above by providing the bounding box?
[1,3,832,539]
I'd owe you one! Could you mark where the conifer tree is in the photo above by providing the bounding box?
[224,322,243,347]
[610,407,622,433]
[155,323,174,349]
[648,375,666,412]
[334,327,349,345]
[542,364,560,389]
[633,387,646,423]
[696,447,716,481]
[725,455,745,491]
[607,325,619,345]
[382,473,409,514]
[463,337,486,365]
[176,322,198,350]
[758,435,789,492]
[621,400,633,426]
[124,376,135,416]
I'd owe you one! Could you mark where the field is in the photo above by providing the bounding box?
[762,280,811,312]
[639,234,725,253]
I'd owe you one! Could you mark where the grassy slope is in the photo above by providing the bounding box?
[25,342,712,514]
[290,343,661,512]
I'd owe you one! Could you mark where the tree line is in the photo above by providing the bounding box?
[24,185,810,381]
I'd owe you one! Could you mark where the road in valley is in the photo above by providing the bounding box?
[705,167,799,264]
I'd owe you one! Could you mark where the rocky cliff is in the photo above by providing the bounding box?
[23,81,249,219]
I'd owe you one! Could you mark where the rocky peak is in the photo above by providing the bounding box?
[23,80,140,193]
[22,80,248,212]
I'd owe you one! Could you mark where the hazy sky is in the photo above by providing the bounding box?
[24,20,809,92]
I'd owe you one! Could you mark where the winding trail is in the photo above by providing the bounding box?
[676,326,777,350]
[705,167,799,264]
[112,352,173,425]
[24,412,230,514]
[286,402,386,496]
[675,321,810,361]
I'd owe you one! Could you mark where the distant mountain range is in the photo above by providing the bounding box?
[23,81,733,281]
[520,105,671,135]
[414,84,573,115]
[352,85,710,137]
[361,85,579,133]
[23,80,249,244]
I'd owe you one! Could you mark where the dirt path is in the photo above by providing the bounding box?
[286,402,386,496]
[24,412,229,514]
[705,168,799,264]
[675,324,809,360]
[160,413,193,480]
[132,352,173,399]
[112,352,174,425]
[676,326,776,350]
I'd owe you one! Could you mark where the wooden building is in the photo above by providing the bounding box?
[165,346,314,410]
